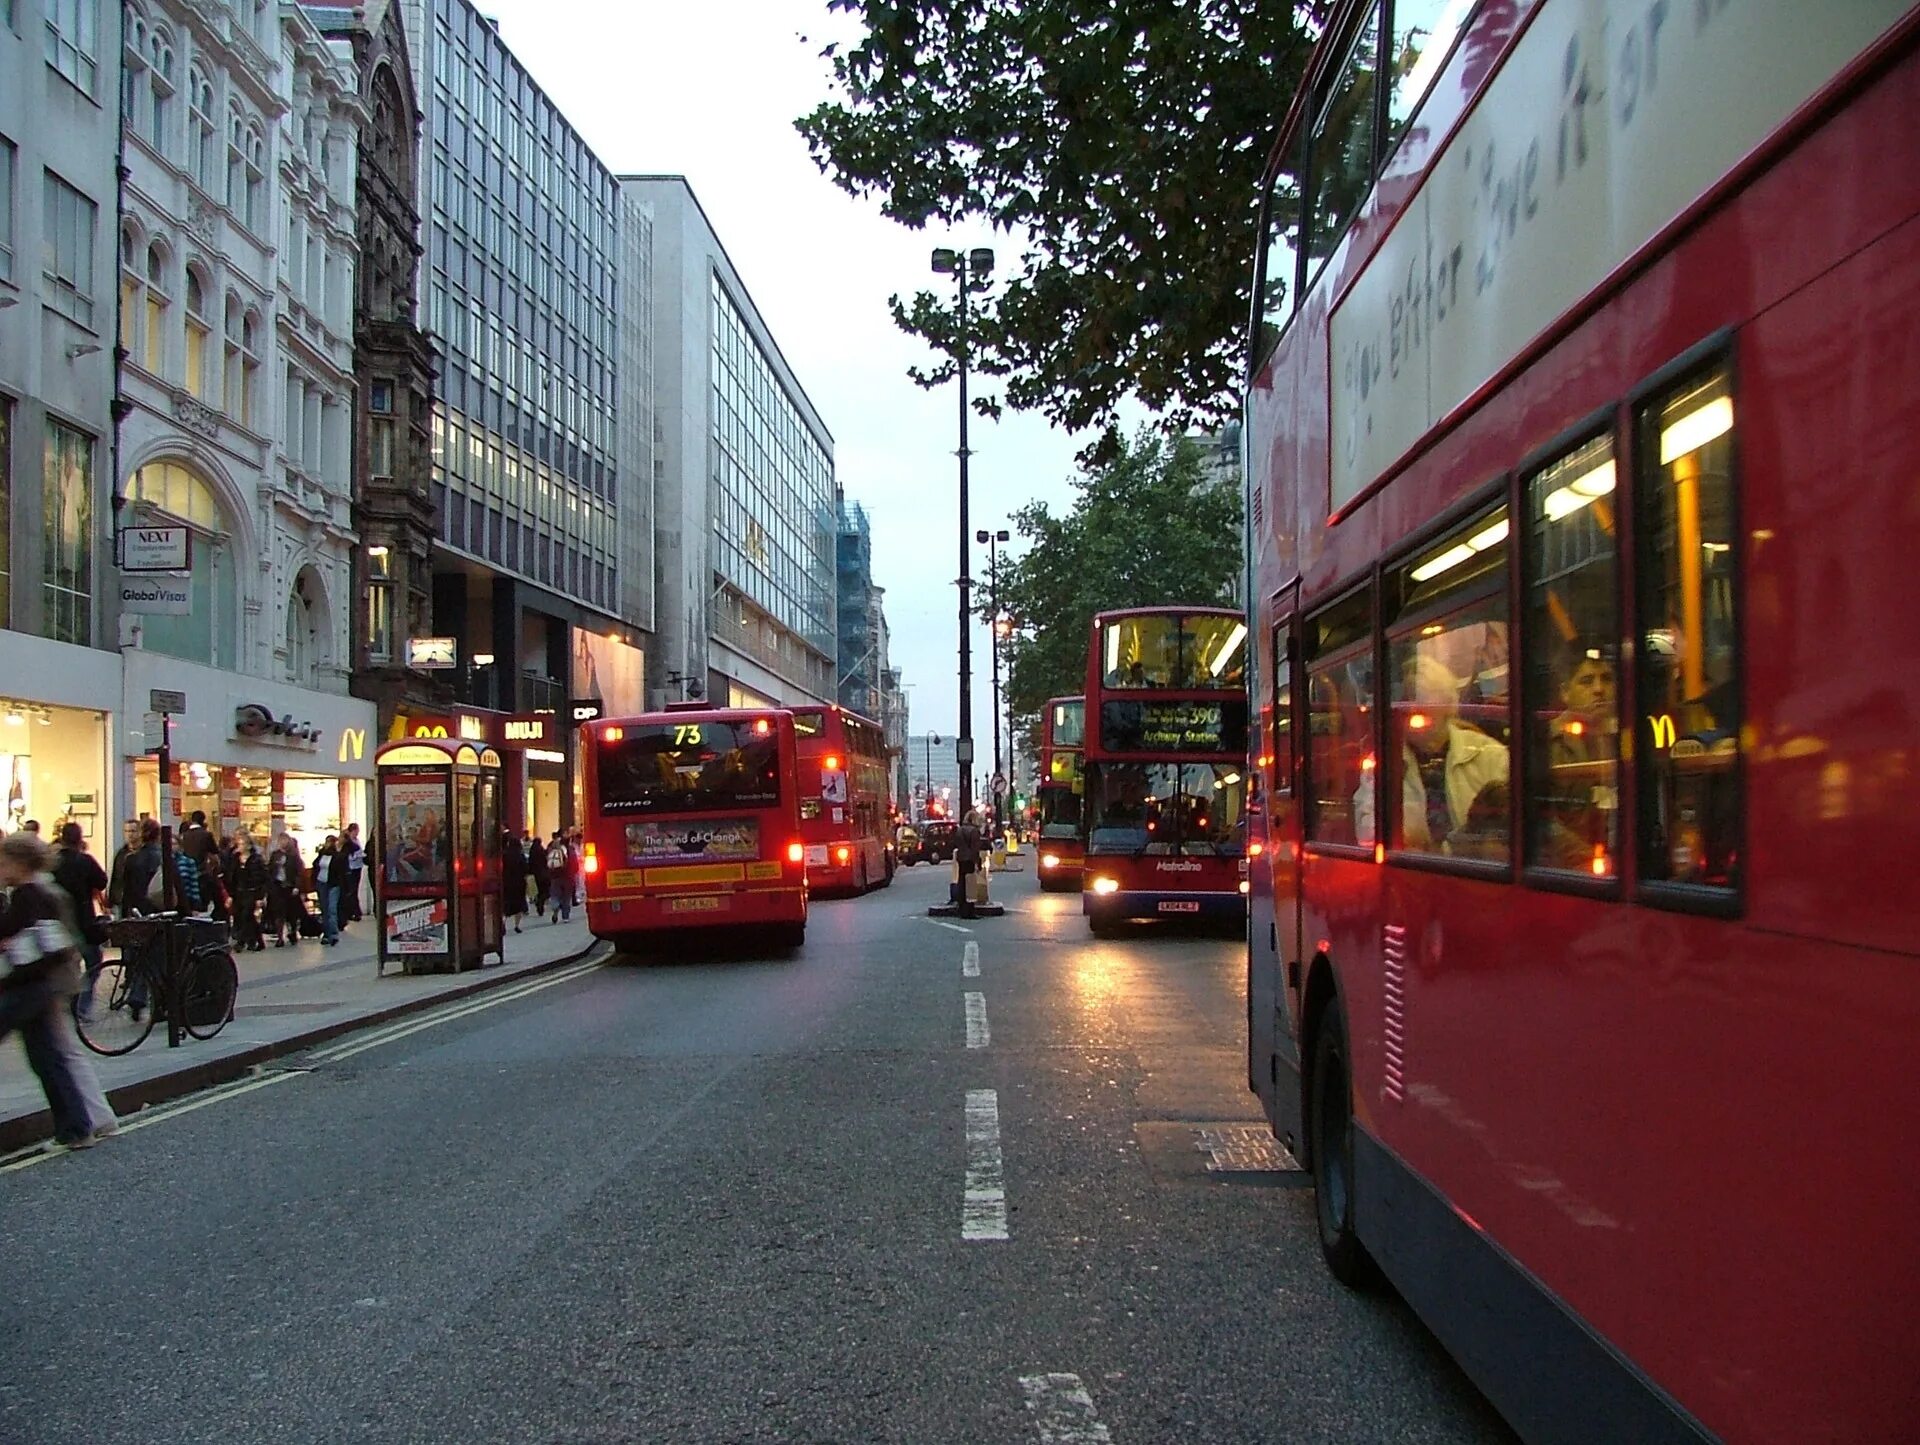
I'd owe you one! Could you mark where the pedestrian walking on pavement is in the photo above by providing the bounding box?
[528,830,551,918]
[340,823,366,924]
[51,822,109,1015]
[544,832,573,922]
[0,831,116,1149]
[233,834,267,952]
[106,819,140,914]
[313,836,342,946]
[267,834,305,944]
[500,829,527,933]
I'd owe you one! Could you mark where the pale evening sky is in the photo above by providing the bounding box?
[469,0,1121,759]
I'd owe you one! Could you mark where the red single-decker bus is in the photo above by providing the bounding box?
[1081,608,1250,935]
[789,705,893,894]
[1243,3,1920,1441]
[580,708,807,948]
[1036,695,1086,891]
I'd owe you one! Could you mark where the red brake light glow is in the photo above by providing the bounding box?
[787,841,805,864]
[582,842,599,875]
[603,725,623,743]
[755,717,771,735]
[1249,841,1265,858]
[834,845,851,864]
[824,754,841,772]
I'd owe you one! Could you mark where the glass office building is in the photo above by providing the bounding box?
[411,0,625,623]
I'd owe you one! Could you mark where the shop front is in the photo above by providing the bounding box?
[0,631,121,843]
[121,653,378,856]
[387,707,571,839]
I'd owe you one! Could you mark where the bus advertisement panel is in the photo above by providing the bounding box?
[580,710,807,947]
[1036,695,1085,891]
[789,705,893,894]
[1243,2,1919,1440]
[1081,609,1250,933]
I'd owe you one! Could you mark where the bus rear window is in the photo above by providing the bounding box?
[595,723,781,814]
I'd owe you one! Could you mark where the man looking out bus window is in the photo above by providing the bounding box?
[1357,652,1509,858]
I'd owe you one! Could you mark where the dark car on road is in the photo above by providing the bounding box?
[919,820,958,864]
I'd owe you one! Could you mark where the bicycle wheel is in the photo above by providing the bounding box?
[181,948,239,1040]
[74,961,158,1055]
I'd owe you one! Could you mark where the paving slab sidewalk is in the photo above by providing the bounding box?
[0,911,601,1153]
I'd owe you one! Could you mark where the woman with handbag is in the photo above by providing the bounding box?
[2,830,116,1147]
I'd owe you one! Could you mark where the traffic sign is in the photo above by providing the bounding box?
[150,688,187,715]
[991,772,1006,793]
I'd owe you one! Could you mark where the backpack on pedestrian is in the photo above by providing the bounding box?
[546,841,569,874]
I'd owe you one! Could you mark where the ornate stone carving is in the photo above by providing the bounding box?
[186,196,220,244]
[170,390,221,438]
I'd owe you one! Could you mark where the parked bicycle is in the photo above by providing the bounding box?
[75,915,239,1056]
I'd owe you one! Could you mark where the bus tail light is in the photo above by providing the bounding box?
[603,725,624,743]
[834,845,851,865]
[1239,880,1250,894]
[824,754,841,772]
[754,717,771,735]
[1248,841,1264,858]
[1091,876,1120,895]
[787,841,805,864]
[582,842,599,875]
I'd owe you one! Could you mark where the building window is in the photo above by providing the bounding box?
[145,27,175,154]
[239,312,259,427]
[1524,433,1621,877]
[1636,358,1741,897]
[184,269,210,398]
[41,420,92,646]
[144,244,169,374]
[0,136,14,284]
[0,397,11,626]
[365,545,392,663]
[40,171,97,328]
[126,461,238,667]
[222,292,243,418]
[369,418,394,479]
[187,69,217,195]
[227,109,264,232]
[43,0,100,95]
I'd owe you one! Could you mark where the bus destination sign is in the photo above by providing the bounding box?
[1100,700,1249,755]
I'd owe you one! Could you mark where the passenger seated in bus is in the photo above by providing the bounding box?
[1355,653,1509,855]
[1539,644,1618,868]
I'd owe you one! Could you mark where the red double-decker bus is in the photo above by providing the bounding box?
[579,708,807,949]
[789,705,893,894]
[1035,695,1085,891]
[1081,608,1250,935]
[1245,3,1919,1441]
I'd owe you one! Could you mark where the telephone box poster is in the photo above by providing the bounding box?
[382,775,450,886]
[627,818,759,864]
[385,897,449,955]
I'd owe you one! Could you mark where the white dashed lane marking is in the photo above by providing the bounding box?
[1019,1373,1113,1443]
[962,1089,1008,1241]
[964,991,990,1049]
[962,940,980,977]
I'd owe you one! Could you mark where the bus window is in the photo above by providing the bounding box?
[1304,8,1380,286]
[1304,589,1373,847]
[1636,360,1740,894]
[1102,614,1246,689]
[1524,433,1621,876]
[1271,621,1294,796]
[594,722,782,815]
[1380,506,1511,862]
[1387,0,1473,146]
[1087,763,1245,857]
[1256,163,1304,365]
[790,710,825,738]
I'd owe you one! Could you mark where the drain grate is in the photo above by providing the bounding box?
[1195,1124,1300,1173]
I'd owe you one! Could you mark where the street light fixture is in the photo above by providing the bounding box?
[933,244,993,823]
[976,526,1011,827]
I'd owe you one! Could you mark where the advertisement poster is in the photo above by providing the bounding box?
[572,628,646,717]
[626,817,759,864]
[384,896,449,955]
[381,773,450,886]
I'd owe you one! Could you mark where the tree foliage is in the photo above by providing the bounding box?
[984,429,1242,751]
[797,2,1314,459]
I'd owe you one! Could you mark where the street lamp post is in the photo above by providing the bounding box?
[924,732,939,818]
[932,244,993,823]
[976,527,1010,829]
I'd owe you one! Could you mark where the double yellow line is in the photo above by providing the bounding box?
[0,950,608,1174]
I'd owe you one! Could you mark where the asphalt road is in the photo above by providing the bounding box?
[0,863,1514,1445]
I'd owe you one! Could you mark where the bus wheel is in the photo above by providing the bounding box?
[1309,1006,1376,1287]
[777,922,806,951]
[1088,916,1118,939]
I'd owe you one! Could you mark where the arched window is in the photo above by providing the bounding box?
[187,68,217,194]
[222,291,244,419]
[285,567,331,682]
[184,268,211,399]
[125,461,239,668]
[143,241,169,374]
[118,225,143,360]
[146,27,175,152]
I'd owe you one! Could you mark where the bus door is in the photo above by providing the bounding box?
[1253,585,1305,1139]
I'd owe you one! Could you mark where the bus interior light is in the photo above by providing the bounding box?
[1105,623,1120,678]
[1542,459,1618,522]
[1207,622,1248,677]
[1659,395,1733,465]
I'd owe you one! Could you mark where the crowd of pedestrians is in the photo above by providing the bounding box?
[499,829,584,933]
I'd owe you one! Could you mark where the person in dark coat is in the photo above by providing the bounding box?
[528,830,551,918]
[266,834,303,946]
[543,832,574,923]
[232,833,268,951]
[121,820,166,916]
[0,831,113,1147]
[499,829,527,933]
[312,836,342,946]
[106,819,141,914]
[339,823,366,924]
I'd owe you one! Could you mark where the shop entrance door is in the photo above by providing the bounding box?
[527,778,560,841]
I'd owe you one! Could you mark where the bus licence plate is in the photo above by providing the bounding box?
[1158,900,1201,914]
[668,895,728,914]
[805,845,829,866]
